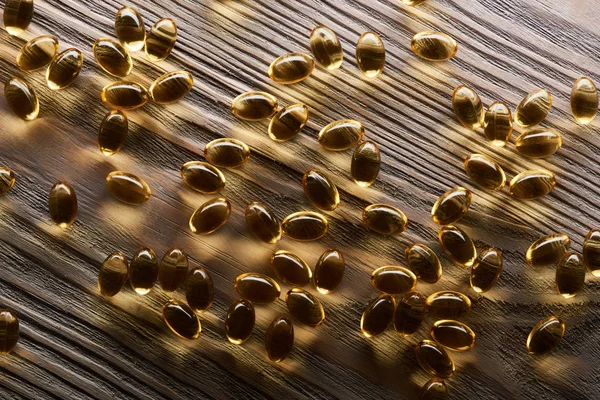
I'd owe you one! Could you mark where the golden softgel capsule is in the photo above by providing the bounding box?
[484,101,513,147]
[204,138,250,168]
[583,230,600,277]
[265,316,294,362]
[162,299,200,340]
[181,161,225,193]
[452,85,484,130]
[115,6,146,52]
[158,247,189,292]
[556,253,585,298]
[310,25,343,70]
[17,35,58,71]
[3,0,33,36]
[101,81,149,110]
[405,244,442,284]
[5,77,39,120]
[231,91,278,120]
[351,141,380,187]
[245,202,282,244]
[527,316,564,355]
[286,288,325,327]
[93,38,132,78]
[0,167,16,195]
[313,249,345,294]
[356,32,385,78]
[98,110,128,156]
[46,48,83,90]
[515,128,562,158]
[526,233,570,267]
[411,31,457,61]
[431,186,471,226]
[438,225,476,267]
[235,273,281,303]
[514,89,552,127]
[371,266,417,294]
[431,320,476,351]
[49,182,77,228]
[106,171,151,204]
[426,291,471,319]
[394,291,426,335]
[189,197,231,235]
[225,299,255,344]
[318,119,364,151]
[268,103,309,142]
[303,169,340,211]
[129,248,158,295]
[145,18,177,62]
[268,52,315,84]
[361,294,395,337]
[509,169,555,200]
[415,340,455,379]
[363,204,408,235]
[271,251,312,287]
[0,309,19,354]
[419,378,447,400]
[150,70,193,104]
[571,77,598,124]
[185,267,214,313]
[470,248,502,293]
[464,153,506,191]
[98,252,128,297]
[282,211,328,241]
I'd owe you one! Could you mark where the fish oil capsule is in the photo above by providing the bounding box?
[265,316,294,362]
[438,225,476,267]
[145,18,177,62]
[150,70,193,104]
[403,0,427,4]
[185,267,214,312]
[318,120,365,151]
[268,52,315,84]
[470,248,502,293]
[101,81,149,110]
[313,249,345,294]
[180,161,225,194]
[98,110,128,156]
[360,294,395,337]
[17,35,59,71]
[526,316,564,355]
[463,153,506,191]
[452,85,484,130]
[431,320,476,351]
[309,25,343,70]
[46,49,83,90]
[426,291,471,319]
[509,169,555,200]
[271,251,312,287]
[189,197,231,235]
[106,171,151,204]
[583,230,600,277]
[286,288,325,327]
[268,103,309,142]
[162,299,200,340]
[411,31,457,62]
[484,101,513,147]
[92,38,132,78]
[98,252,128,297]
[431,186,471,226]
[303,169,340,211]
[571,77,598,124]
[235,273,281,303]
[419,378,447,400]
[371,266,417,294]
[158,247,189,292]
[0,309,19,354]
[3,0,33,36]
[115,6,146,52]
[5,77,39,120]
[231,91,278,121]
[515,128,562,158]
[225,299,255,344]
[394,291,426,335]
[282,211,329,241]
[204,138,250,168]
[129,248,158,295]
[48,182,77,228]
[245,202,282,244]
[405,244,442,284]
[356,32,385,78]
[514,89,552,127]
[0,167,16,195]
[363,204,408,235]
[351,141,380,187]
[556,253,585,298]
[415,340,455,379]
[526,233,570,267]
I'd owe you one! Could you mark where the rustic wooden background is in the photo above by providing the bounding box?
[0,0,599,398]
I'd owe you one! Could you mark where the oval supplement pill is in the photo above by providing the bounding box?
[318,119,365,151]
[431,320,476,351]
[509,169,555,200]
[313,249,345,294]
[571,77,598,124]
[360,294,395,337]
[265,316,294,362]
[419,378,447,400]
[3,0,33,36]
[303,169,340,211]
[282,211,329,241]
[527,316,565,355]
[515,128,562,158]
[452,85,484,130]
[351,141,380,187]
[431,186,471,226]
[0,309,19,354]
[268,103,309,142]
[271,251,312,287]
[180,161,225,194]
[286,288,325,327]
[5,77,39,120]
[48,182,77,228]
[235,273,281,303]
[46,48,83,90]
[415,340,455,379]
[225,299,255,344]
[268,52,314,84]
[204,138,250,168]
[583,229,600,277]
[426,291,471,319]
[106,171,151,204]
[356,32,385,78]
[231,91,278,121]
[129,248,158,295]
[411,31,457,61]
[115,6,146,52]
[484,101,513,147]
[189,197,231,235]
[93,38,133,78]
[158,247,188,292]
[17,35,59,71]
[185,267,214,313]
[98,110,128,156]
[310,25,343,70]
[150,70,193,104]
[363,204,408,235]
[162,299,200,340]
[394,291,426,335]
[98,252,128,297]
[0,167,16,195]
[526,233,570,267]
[145,18,177,62]
[470,248,502,293]
[514,89,552,128]
[244,202,282,244]
[405,244,442,284]
[464,153,506,191]
[371,266,417,294]
[555,253,585,298]
[101,81,149,110]
[438,225,476,267]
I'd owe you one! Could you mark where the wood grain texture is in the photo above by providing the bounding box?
[0,0,599,398]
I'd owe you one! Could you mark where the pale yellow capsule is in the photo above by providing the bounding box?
[17,35,59,71]
[318,120,364,150]
[106,171,151,204]
[452,85,484,130]
[509,170,555,200]
[268,53,315,84]
[571,77,598,124]
[514,89,552,128]
[145,18,177,62]
[268,103,309,142]
[411,31,457,61]
[356,32,385,78]
[101,81,149,110]
[515,128,562,159]
[231,91,278,121]
[484,101,513,147]
[309,25,343,70]
[150,70,193,104]
[115,6,146,52]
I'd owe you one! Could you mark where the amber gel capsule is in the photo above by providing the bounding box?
[129,248,158,295]
[431,186,471,225]
[268,103,309,142]
[309,25,343,70]
[145,18,177,62]
[225,299,255,344]
[98,252,128,297]
[185,267,214,312]
[17,35,59,71]
[235,273,281,303]
[351,141,380,187]
[571,77,598,124]
[555,253,585,298]
[464,153,506,191]
[405,244,442,284]
[204,138,250,168]
[158,247,189,292]
[231,91,278,121]
[318,120,364,151]
[394,291,426,335]
[583,230,600,277]
[282,211,329,241]
[514,89,552,127]
[484,101,513,147]
[361,294,395,337]
[356,32,385,78]
[189,197,231,235]
[150,70,193,104]
[526,316,564,355]
[411,31,457,61]
[93,38,133,78]
[46,48,84,90]
[470,248,502,293]
[5,77,39,120]
[286,288,325,327]
[48,182,77,228]
[419,378,447,400]
[526,234,570,267]
[426,291,471,319]
[162,299,200,340]
[101,81,149,110]
[431,320,476,351]
[0,309,19,354]
[313,249,345,294]
[3,0,33,36]
[245,202,282,244]
[0,167,16,195]
[268,53,315,84]
[509,170,555,200]
[303,169,340,211]
[180,161,225,194]
[265,316,294,362]
[363,204,408,235]
[371,266,417,294]
[515,128,562,159]
[271,251,312,287]
[415,340,455,379]
[452,85,484,130]
[115,6,146,52]
[438,225,476,267]
[98,110,128,156]
[106,171,151,204]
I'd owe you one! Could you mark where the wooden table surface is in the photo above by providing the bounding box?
[1,0,599,398]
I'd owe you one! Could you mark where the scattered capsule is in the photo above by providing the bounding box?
[526,316,565,355]
[180,161,225,194]
[371,266,417,294]
[470,248,502,293]
[150,70,193,104]
[98,252,128,297]
[419,378,448,400]
[303,169,340,211]
[225,299,255,344]
[0,309,19,354]
[438,225,476,267]
[98,110,128,156]
[571,77,598,124]
[405,244,442,284]
[526,234,570,267]
[514,89,552,127]
[363,204,408,235]
[48,182,77,228]
[403,0,427,4]
[309,25,343,70]
[189,197,231,235]
[101,81,149,110]
[415,340,455,379]
[162,299,200,340]
[515,128,562,158]
[583,230,600,277]
[185,267,214,313]
[268,52,314,84]
[231,91,278,121]
[351,141,380,187]
[106,171,151,204]
[394,291,426,335]
[431,320,476,351]
[158,247,188,292]
[268,103,309,142]
[271,251,312,287]
[426,291,471,319]
[5,77,39,120]
[265,316,294,362]
[318,119,365,151]
[115,6,146,52]
[129,248,158,295]
[356,32,385,78]
[145,18,177,62]
[286,288,325,327]
[411,31,457,62]
[431,186,471,226]
[452,85,484,130]
[204,138,250,168]
[46,49,83,90]
[3,0,33,36]
[245,202,282,244]
[235,273,281,303]
[361,294,395,337]
[509,169,556,200]
[0,167,16,195]
[17,35,59,71]
[313,249,345,294]
[484,101,513,147]
[464,153,506,191]
[556,253,585,298]
[92,38,132,78]
[282,211,329,241]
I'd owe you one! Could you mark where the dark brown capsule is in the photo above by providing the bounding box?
[150,70,193,104]
[470,248,502,293]
[0,167,16,195]
[464,153,506,191]
[394,291,426,336]
[231,91,278,121]
[101,81,149,110]
[4,0,33,36]
[114,6,146,52]
[419,378,448,400]
[225,299,255,344]
[405,244,442,284]
[438,225,477,267]
[302,169,340,211]
[583,229,600,277]
[98,110,128,156]
[286,288,325,327]
[282,211,329,241]
[415,340,455,379]
[363,204,408,235]
[145,18,177,62]
[235,273,281,303]
[5,77,39,120]
[555,253,585,298]
[244,202,282,244]
[430,320,476,351]
[526,234,570,267]
[515,128,562,158]
[17,35,59,71]
[426,291,471,319]
[271,251,312,287]
[526,316,564,355]
[129,248,158,295]
[189,197,231,235]
[431,186,471,225]
[48,182,77,228]
[46,49,84,90]
[313,249,345,294]
[180,161,226,194]
[162,299,200,340]
[185,267,214,313]
[268,103,309,142]
[92,38,133,78]
[0,309,19,354]
[371,266,417,294]
[204,138,250,168]
[106,171,151,204]
[351,141,380,187]
[158,247,189,292]
[98,252,128,297]
[265,315,294,362]
[360,294,395,337]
